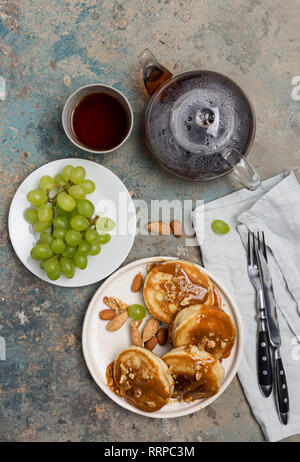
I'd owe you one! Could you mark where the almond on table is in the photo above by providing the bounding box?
[146,221,172,235]
[170,220,182,238]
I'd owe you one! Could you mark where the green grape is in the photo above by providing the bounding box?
[34,243,53,259]
[77,240,90,255]
[70,166,85,185]
[33,220,51,232]
[97,233,111,244]
[70,215,89,231]
[76,199,94,217]
[40,175,55,192]
[88,242,101,256]
[62,165,74,182]
[60,257,75,278]
[73,252,87,270]
[47,268,61,280]
[39,232,54,245]
[85,228,99,243]
[44,258,60,275]
[62,244,76,258]
[68,184,86,200]
[65,229,82,246]
[128,304,146,321]
[53,215,69,229]
[54,173,67,186]
[27,189,47,207]
[57,192,76,212]
[40,260,45,270]
[96,217,115,233]
[25,208,38,224]
[30,247,41,260]
[38,204,53,223]
[53,228,67,240]
[55,204,69,216]
[82,179,95,194]
[211,220,230,235]
[51,238,65,254]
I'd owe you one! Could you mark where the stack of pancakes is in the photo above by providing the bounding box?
[109,259,236,412]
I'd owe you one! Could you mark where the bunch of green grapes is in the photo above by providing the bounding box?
[24,165,115,281]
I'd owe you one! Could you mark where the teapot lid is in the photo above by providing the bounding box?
[170,87,235,154]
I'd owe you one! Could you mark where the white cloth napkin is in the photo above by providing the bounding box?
[192,171,300,442]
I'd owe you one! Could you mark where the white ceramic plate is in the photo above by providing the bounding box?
[82,256,243,418]
[8,158,136,287]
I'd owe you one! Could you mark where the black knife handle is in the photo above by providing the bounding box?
[274,350,289,425]
[257,330,273,397]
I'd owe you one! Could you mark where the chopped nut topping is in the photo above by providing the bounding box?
[195,372,203,381]
[206,340,216,349]
[119,374,127,385]
[120,364,128,374]
[198,337,209,350]
[146,401,156,408]
[180,296,193,306]
[134,388,142,398]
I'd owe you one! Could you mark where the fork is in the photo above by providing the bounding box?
[247,231,273,397]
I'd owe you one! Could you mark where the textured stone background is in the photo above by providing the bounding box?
[0,0,299,442]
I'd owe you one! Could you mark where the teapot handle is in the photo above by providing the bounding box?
[138,49,173,96]
[223,148,261,191]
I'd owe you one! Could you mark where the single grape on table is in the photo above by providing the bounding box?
[24,165,115,281]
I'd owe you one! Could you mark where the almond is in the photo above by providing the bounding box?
[131,272,143,292]
[145,336,158,351]
[146,221,172,235]
[156,327,167,346]
[99,309,116,320]
[170,220,182,238]
[106,310,128,331]
[142,317,160,342]
[103,296,128,312]
[130,321,143,346]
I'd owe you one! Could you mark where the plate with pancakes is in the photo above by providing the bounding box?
[82,257,243,418]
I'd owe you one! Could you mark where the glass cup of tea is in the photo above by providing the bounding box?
[62,84,133,153]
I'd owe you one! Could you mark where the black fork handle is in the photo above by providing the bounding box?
[257,330,273,397]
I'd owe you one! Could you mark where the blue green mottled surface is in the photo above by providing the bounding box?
[0,0,300,442]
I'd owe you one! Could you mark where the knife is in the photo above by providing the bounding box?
[256,246,289,425]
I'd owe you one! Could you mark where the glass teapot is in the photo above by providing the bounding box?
[139,49,261,190]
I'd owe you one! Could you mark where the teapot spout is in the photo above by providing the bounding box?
[138,49,172,96]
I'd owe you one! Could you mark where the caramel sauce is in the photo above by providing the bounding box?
[106,361,120,396]
[155,262,209,305]
[190,307,236,359]
[170,352,218,402]
[106,357,170,413]
[213,287,223,310]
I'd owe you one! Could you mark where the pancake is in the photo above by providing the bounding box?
[170,304,236,359]
[162,345,224,402]
[110,346,174,412]
[143,260,215,324]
